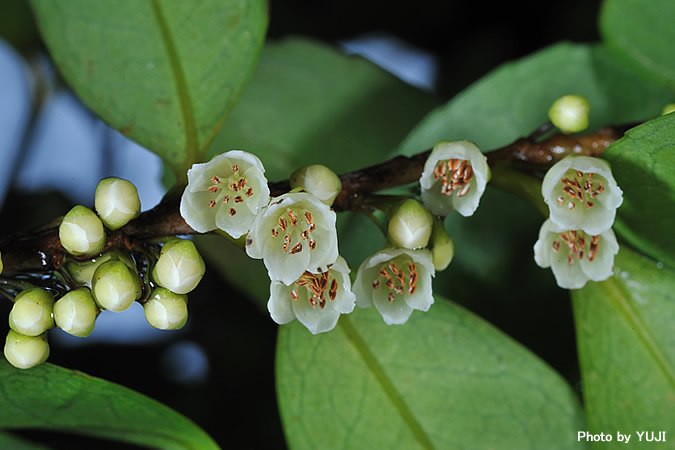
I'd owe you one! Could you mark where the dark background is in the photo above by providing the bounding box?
[0,0,602,448]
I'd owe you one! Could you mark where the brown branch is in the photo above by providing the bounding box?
[0,124,630,272]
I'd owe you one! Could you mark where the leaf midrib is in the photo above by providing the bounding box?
[150,0,199,175]
[339,316,434,450]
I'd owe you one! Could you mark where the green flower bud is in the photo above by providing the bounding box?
[54,288,98,337]
[0,250,3,274]
[143,288,188,330]
[548,94,590,134]
[59,205,106,256]
[65,251,120,288]
[152,239,205,295]
[92,260,141,312]
[4,330,50,369]
[430,219,454,271]
[290,164,342,206]
[94,177,141,230]
[9,288,55,336]
[388,199,433,250]
[662,104,675,115]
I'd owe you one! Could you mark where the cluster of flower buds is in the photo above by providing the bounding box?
[3,178,205,369]
[534,95,623,288]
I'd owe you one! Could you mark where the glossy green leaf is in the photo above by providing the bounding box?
[208,37,440,181]
[572,248,675,449]
[0,361,219,450]
[200,37,439,306]
[30,0,267,176]
[276,298,587,449]
[604,113,675,269]
[601,0,675,91]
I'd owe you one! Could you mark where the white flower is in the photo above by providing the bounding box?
[420,140,490,217]
[268,256,355,334]
[353,248,435,325]
[246,192,338,285]
[534,219,619,289]
[542,155,623,235]
[152,238,205,295]
[180,150,270,238]
[548,95,590,134]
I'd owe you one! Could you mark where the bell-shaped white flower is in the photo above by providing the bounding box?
[180,150,270,238]
[353,248,435,325]
[94,177,141,230]
[268,256,355,334]
[290,164,342,206]
[144,288,188,330]
[542,155,623,235]
[388,199,434,250]
[59,205,106,256]
[420,140,490,217]
[53,288,98,337]
[246,192,338,285]
[152,238,205,295]
[548,94,590,134]
[4,330,50,370]
[9,289,55,337]
[534,219,619,289]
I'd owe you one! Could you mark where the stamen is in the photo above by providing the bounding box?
[288,211,298,227]
[588,235,600,262]
[309,223,316,232]
[283,234,291,253]
[234,196,243,203]
[385,279,395,289]
[309,240,317,250]
[232,164,238,174]
[568,202,575,211]
[304,211,313,224]
[563,186,577,198]
[568,254,574,265]
[308,297,317,307]
[208,185,218,193]
[208,200,216,208]
[230,182,239,192]
[290,290,298,300]
[576,170,583,178]
[409,271,418,286]
[585,201,594,208]
[279,217,287,232]
[372,280,380,289]
[457,183,471,197]
[329,279,338,300]
[290,242,303,254]
[597,183,604,192]
[300,230,309,240]
[552,240,560,252]
[229,208,237,216]
[211,176,220,184]
[388,292,395,303]
[394,285,403,294]
[576,190,584,201]
[449,159,459,171]
[378,267,390,278]
[408,285,417,295]
[238,178,246,190]
[409,262,416,273]
[388,263,399,275]
[223,195,230,203]
[271,228,279,237]
[246,187,253,197]
[557,196,565,205]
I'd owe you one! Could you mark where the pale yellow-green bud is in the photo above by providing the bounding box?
[9,288,55,336]
[59,205,106,256]
[430,219,454,271]
[152,239,205,295]
[144,288,188,330]
[4,330,50,369]
[290,164,342,206]
[548,95,590,134]
[65,249,134,288]
[54,288,98,337]
[92,260,142,312]
[662,104,675,115]
[0,250,3,274]
[95,177,141,230]
[388,199,434,250]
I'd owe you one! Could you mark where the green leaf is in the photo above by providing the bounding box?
[572,247,675,449]
[276,298,587,450]
[30,0,267,176]
[0,432,49,450]
[208,37,440,181]
[200,37,439,304]
[604,113,675,269]
[0,361,219,450]
[601,0,675,91]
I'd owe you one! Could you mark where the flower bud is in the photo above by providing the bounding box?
[53,288,98,337]
[388,199,433,250]
[152,239,205,295]
[9,288,55,336]
[548,95,590,134]
[94,177,141,230]
[662,104,675,115]
[290,164,342,206]
[65,249,133,288]
[59,205,106,256]
[430,219,454,271]
[419,140,489,217]
[92,260,141,312]
[0,251,3,274]
[143,288,188,330]
[4,330,50,369]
